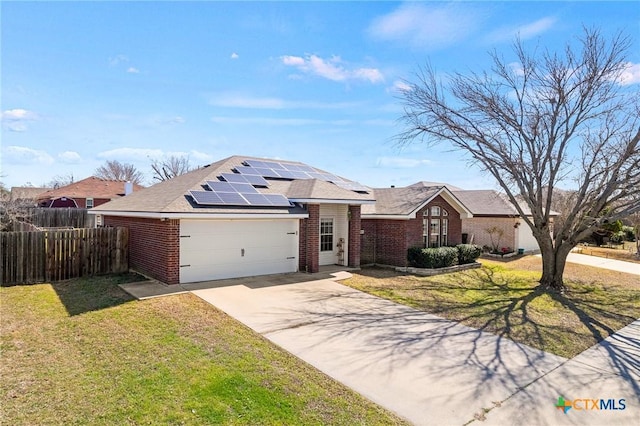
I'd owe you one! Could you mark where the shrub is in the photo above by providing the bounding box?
[456,244,483,264]
[622,226,636,242]
[407,246,458,268]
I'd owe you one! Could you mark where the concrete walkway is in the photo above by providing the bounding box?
[191,274,569,425]
[119,259,639,425]
[565,252,640,275]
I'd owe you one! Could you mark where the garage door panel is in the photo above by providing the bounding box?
[179,219,298,283]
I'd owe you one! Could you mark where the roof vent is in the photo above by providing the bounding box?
[124,181,134,195]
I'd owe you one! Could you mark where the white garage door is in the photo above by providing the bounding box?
[179,219,298,283]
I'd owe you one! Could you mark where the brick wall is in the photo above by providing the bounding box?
[360,220,377,264]
[461,217,517,251]
[347,205,361,268]
[302,204,320,273]
[104,216,180,284]
[366,219,408,267]
[360,196,464,267]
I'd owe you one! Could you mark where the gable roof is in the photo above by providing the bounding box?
[91,156,374,218]
[452,190,518,216]
[362,184,472,219]
[36,176,144,202]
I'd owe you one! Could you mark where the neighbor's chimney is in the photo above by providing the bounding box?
[124,181,133,195]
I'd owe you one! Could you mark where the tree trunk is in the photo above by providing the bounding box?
[539,243,572,293]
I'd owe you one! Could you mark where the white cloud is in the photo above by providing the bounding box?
[368,3,480,50]
[3,146,54,165]
[375,157,433,168]
[127,67,140,74]
[230,52,239,59]
[281,54,384,84]
[98,148,213,164]
[98,147,165,161]
[389,80,411,94]
[211,116,344,126]
[108,54,129,66]
[58,151,82,164]
[486,16,557,43]
[207,92,364,110]
[154,116,186,125]
[210,94,286,109]
[617,62,640,86]
[1,108,39,131]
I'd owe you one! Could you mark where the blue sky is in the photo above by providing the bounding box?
[2,1,639,190]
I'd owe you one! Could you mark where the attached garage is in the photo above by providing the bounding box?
[179,219,299,283]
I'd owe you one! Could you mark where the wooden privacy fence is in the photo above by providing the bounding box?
[1,227,129,285]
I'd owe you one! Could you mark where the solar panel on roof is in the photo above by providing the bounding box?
[263,194,292,206]
[334,181,370,193]
[290,171,311,179]
[235,166,262,175]
[217,192,249,205]
[296,165,316,173]
[241,193,270,205]
[220,173,247,183]
[190,190,224,205]
[230,183,258,193]
[242,174,269,186]
[207,181,236,192]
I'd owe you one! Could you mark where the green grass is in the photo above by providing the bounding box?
[343,259,640,358]
[1,274,407,425]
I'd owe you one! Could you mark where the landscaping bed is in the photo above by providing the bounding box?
[342,257,640,358]
[1,274,407,425]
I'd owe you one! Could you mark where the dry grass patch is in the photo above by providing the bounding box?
[1,274,408,426]
[343,258,639,358]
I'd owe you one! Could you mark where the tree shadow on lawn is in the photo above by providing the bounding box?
[51,272,145,316]
[288,267,640,405]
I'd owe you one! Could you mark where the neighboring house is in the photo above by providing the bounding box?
[36,176,143,208]
[453,190,552,253]
[360,182,473,267]
[90,156,374,284]
[10,186,52,204]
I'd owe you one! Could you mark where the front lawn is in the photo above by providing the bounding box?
[1,274,407,425]
[342,257,640,358]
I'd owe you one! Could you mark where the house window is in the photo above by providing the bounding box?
[423,206,449,248]
[86,198,94,208]
[442,218,448,246]
[430,219,440,247]
[320,218,334,252]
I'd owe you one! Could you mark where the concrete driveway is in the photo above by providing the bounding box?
[189,272,574,425]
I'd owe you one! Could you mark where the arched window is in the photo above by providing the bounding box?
[423,206,449,247]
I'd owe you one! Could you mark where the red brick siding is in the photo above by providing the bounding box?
[298,218,307,271]
[360,220,377,264]
[347,205,361,268]
[411,196,463,248]
[302,204,320,273]
[103,216,180,284]
[361,196,464,267]
[364,219,408,267]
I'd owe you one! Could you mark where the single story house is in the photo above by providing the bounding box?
[360,182,473,267]
[90,156,374,284]
[453,190,553,253]
[37,176,144,208]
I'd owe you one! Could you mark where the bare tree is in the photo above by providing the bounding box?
[94,160,145,185]
[398,28,640,292]
[47,173,75,189]
[150,155,194,182]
